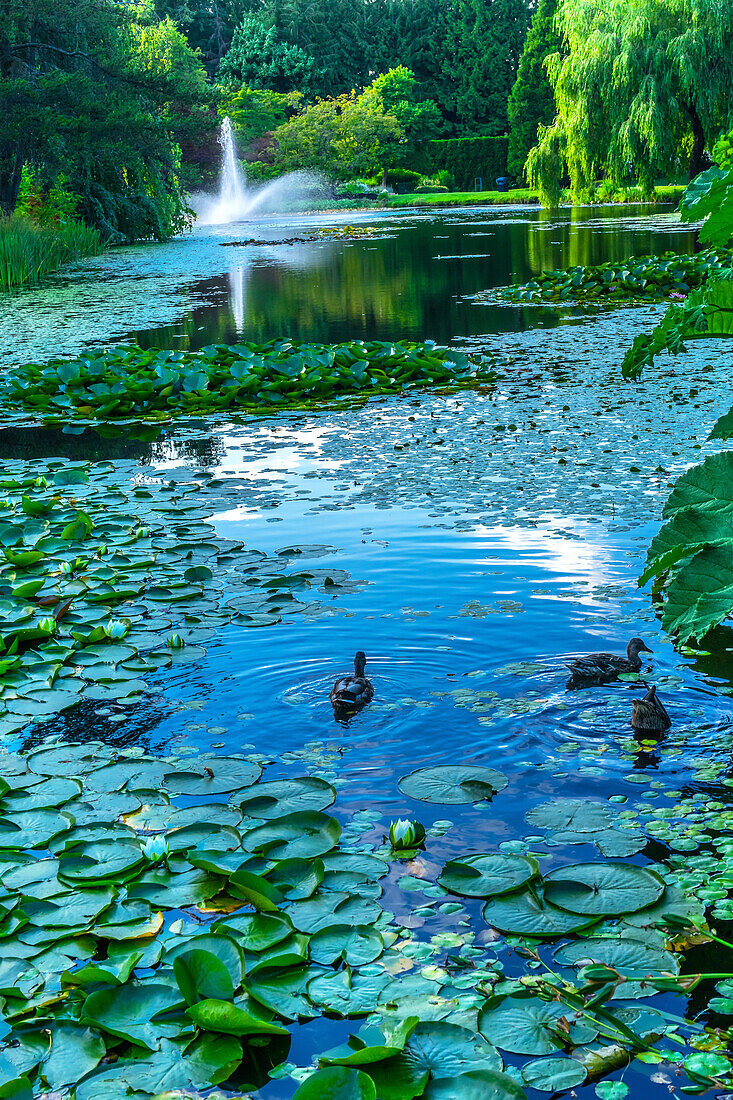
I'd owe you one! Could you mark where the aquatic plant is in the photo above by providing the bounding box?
[489,248,733,307]
[0,739,727,1099]
[2,340,497,422]
[0,458,364,738]
[0,215,104,292]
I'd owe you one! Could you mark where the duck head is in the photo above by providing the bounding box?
[627,637,652,660]
[354,650,367,677]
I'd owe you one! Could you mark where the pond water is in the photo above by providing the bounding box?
[1,203,732,1099]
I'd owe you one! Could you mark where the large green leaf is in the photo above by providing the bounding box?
[310,925,384,966]
[542,863,665,916]
[293,1067,376,1100]
[81,983,182,1049]
[423,1070,527,1100]
[438,854,536,898]
[186,997,289,1035]
[680,166,733,246]
[521,1056,587,1092]
[398,766,507,804]
[479,997,598,1055]
[241,811,341,859]
[483,885,598,937]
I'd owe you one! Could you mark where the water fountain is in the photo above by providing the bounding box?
[191,117,327,225]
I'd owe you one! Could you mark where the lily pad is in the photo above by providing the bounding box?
[542,863,665,917]
[438,854,537,898]
[399,766,508,805]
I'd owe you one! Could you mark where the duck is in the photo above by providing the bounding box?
[631,685,670,732]
[566,637,652,687]
[330,651,374,713]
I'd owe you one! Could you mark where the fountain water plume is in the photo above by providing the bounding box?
[190,116,328,225]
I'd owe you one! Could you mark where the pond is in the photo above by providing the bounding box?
[1,202,732,1100]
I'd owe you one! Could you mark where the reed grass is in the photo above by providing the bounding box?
[0,215,104,292]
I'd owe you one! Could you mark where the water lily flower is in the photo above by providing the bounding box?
[389,818,426,852]
[38,617,57,634]
[167,633,185,648]
[136,527,150,539]
[142,835,169,863]
[104,619,129,640]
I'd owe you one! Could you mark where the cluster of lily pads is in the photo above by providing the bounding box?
[0,460,361,739]
[492,248,733,306]
[1,341,497,422]
[0,748,725,1100]
[222,226,385,247]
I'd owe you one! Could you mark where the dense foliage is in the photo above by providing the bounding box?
[427,137,509,190]
[497,249,733,305]
[0,0,213,242]
[2,341,497,421]
[527,0,733,205]
[216,14,319,95]
[161,0,529,134]
[270,68,440,182]
[506,0,560,179]
[0,215,103,291]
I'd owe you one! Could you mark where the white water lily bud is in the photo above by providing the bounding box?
[167,633,185,648]
[60,561,72,574]
[136,527,150,539]
[105,619,129,640]
[389,818,426,851]
[142,835,169,862]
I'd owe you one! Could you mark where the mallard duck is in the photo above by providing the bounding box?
[631,685,670,732]
[566,637,652,687]
[330,651,374,713]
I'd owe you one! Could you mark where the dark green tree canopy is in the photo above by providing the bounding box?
[507,0,560,178]
[0,0,211,238]
[217,13,320,94]
[453,0,529,135]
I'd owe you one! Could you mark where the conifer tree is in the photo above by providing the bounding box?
[507,0,560,178]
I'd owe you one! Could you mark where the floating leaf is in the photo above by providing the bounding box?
[399,766,507,805]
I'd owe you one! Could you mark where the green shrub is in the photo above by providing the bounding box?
[245,161,284,183]
[425,137,509,190]
[0,215,104,292]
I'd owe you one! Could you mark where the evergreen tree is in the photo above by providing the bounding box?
[0,0,209,236]
[453,0,529,135]
[217,13,320,93]
[507,0,560,178]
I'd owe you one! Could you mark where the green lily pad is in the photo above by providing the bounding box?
[399,766,508,804]
[483,885,598,937]
[479,997,599,1055]
[438,854,537,898]
[542,863,665,916]
[521,1056,587,1092]
[293,1067,377,1100]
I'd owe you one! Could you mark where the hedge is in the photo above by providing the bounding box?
[425,137,509,191]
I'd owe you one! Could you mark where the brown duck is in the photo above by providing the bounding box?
[631,685,670,732]
[566,637,652,687]
[330,651,374,713]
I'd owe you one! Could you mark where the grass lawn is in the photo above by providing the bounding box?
[386,183,686,208]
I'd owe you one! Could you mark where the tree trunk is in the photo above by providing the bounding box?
[382,165,388,187]
[0,147,23,216]
[685,101,705,181]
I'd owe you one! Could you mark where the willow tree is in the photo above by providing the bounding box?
[527,0,733,205]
